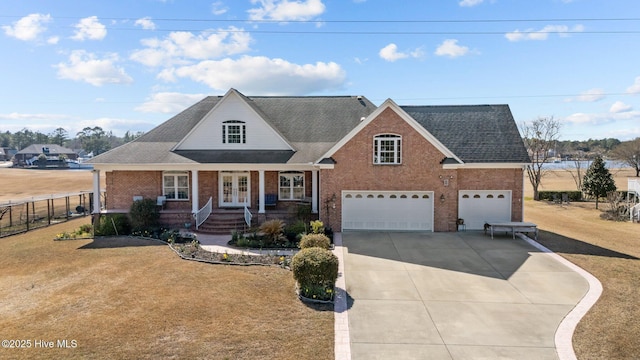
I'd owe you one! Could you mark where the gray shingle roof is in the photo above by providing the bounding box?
[17,144,76,155]
[400,105,530,163]
[89,91,529,166]
[90,92,377,165]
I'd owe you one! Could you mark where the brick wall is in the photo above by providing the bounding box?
[319,107,524,232]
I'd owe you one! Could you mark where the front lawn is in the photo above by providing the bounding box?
[0,218,333,360]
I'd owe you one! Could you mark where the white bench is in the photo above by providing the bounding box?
[486,222,538,240]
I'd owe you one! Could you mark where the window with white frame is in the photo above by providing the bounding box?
[279,171,305,200]
[163,172,189,200]
[373,134,402,164]
[222,120,246,144]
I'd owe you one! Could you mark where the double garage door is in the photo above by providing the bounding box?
[342,191,434,231]
[458,190,512,230]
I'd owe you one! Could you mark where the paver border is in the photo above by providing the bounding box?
[518,233,603,360]
[332,232,351,360]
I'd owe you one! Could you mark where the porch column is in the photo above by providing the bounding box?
[312,170,318,213]
[259,170,265,214]
[191,170,199,214]
[92,170,101,222]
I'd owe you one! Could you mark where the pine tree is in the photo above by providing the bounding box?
[582,155,616,209]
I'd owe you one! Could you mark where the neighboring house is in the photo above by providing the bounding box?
[88,89,530,232]
[14,144,78,166]
[0,147,8,161]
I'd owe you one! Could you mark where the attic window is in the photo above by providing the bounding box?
[373,134,401,164]
[222,120,246,144]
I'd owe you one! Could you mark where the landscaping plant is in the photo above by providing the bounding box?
[259,219,286,246]
[129,198,160,231]
[291,247,338,301]
[298,233,331,250]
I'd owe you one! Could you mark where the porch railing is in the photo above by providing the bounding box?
[631,203,640,222]
[628,178,640,197]
[244,204,252,228]
[195,197,212,230]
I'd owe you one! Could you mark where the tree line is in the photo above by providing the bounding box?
[520,116,640,202]
[0,127,143,156]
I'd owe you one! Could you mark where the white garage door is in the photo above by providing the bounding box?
[458,190,512,230]
[342,191,433,231]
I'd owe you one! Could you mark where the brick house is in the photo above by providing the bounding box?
[88,89,530,232]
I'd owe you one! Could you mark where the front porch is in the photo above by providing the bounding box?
[93,168,323,233]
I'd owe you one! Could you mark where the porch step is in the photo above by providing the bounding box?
[197,210,251,235]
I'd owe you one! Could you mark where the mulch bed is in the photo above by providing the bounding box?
[170,242,291,267]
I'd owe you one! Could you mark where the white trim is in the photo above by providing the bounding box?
[278,171,305,201]
[173,89,295,151]
[443,163,529,169]
[218,171,251,207]
[318,99,461,164]
[373,133,402,165]
[92,170,101,214]
[163,171,190,200]
[191,170,199,214]
[312,170,318,213]
[92,163,320,172]
[259,170,265,214]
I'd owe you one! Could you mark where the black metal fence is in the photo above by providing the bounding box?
[0,192,104,238]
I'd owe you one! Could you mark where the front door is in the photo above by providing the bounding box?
[219,172,250,207]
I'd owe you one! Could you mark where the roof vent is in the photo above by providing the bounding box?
[357,95,362,100]
[360,117,366,122]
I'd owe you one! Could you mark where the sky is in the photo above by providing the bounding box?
[1,0,640,142]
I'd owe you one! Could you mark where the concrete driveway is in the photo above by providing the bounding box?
[337,231,590,360]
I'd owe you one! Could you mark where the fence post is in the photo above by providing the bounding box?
[66,196,70,220]
[47,199,51,225]
[26,202,29,231]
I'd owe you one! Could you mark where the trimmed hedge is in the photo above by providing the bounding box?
[95,214,131,236]
[299,233,331,250]
[291,247,338,289]
[129,198,160,231]
[538,191,583,202]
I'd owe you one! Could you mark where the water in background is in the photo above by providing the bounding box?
[541,160,630,170]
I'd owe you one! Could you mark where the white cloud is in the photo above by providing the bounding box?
[0,112,70,121]
[610,101,632,113]
[211,1,229,15]
[379,43,407,62]
[565,110,640,125]
[434,39,469,58]
[248,0,326,21]
[135,92,207,113]
[459,0,484,7]
[626,76,640,94]
[168,55,346,95]
[130,27,253,67]
[505,24,584,42]
[379,43,423,62]
[135,17,156,30]
[565,88,605,102]
[55,50,133,86]
[47,36,59,44]
[2,13,52,41]
[71,16,107,41]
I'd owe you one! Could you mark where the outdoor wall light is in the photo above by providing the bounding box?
[440,194,446,203]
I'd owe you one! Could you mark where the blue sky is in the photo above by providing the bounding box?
[1,0,639,141]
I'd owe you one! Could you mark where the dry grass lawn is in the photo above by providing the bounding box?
[0,219,333,360]
[524,169,640,359]
[0,168,102,203]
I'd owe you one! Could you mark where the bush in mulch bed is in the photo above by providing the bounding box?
[171,242,291,267]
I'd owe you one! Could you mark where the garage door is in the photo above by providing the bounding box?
[342,191,433,231]
[458,190,512,230]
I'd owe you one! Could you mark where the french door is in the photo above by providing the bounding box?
[219,172,250,207]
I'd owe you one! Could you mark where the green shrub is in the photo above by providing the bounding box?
[310,220,325,234]
[129,198,160,231]
[95,214,131,236]
[299,233,331,250]
[291,247,338,289]
[284,220,307,242]
[538,191,582,202]
[259,219,286,246]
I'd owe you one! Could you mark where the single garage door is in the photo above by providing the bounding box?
[458,190,512,230]
[342,191,433,231]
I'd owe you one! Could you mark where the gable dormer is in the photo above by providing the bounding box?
[175,89,293,151]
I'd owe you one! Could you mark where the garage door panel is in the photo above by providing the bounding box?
[458,190,511,230]
[342,191,433,231]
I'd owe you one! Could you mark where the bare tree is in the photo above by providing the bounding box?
[520,116,562,200]
[610,137,640,177]
[563,150,588,191]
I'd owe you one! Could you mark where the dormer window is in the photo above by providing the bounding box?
[373,134,402,164]
[222,120,246,144]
